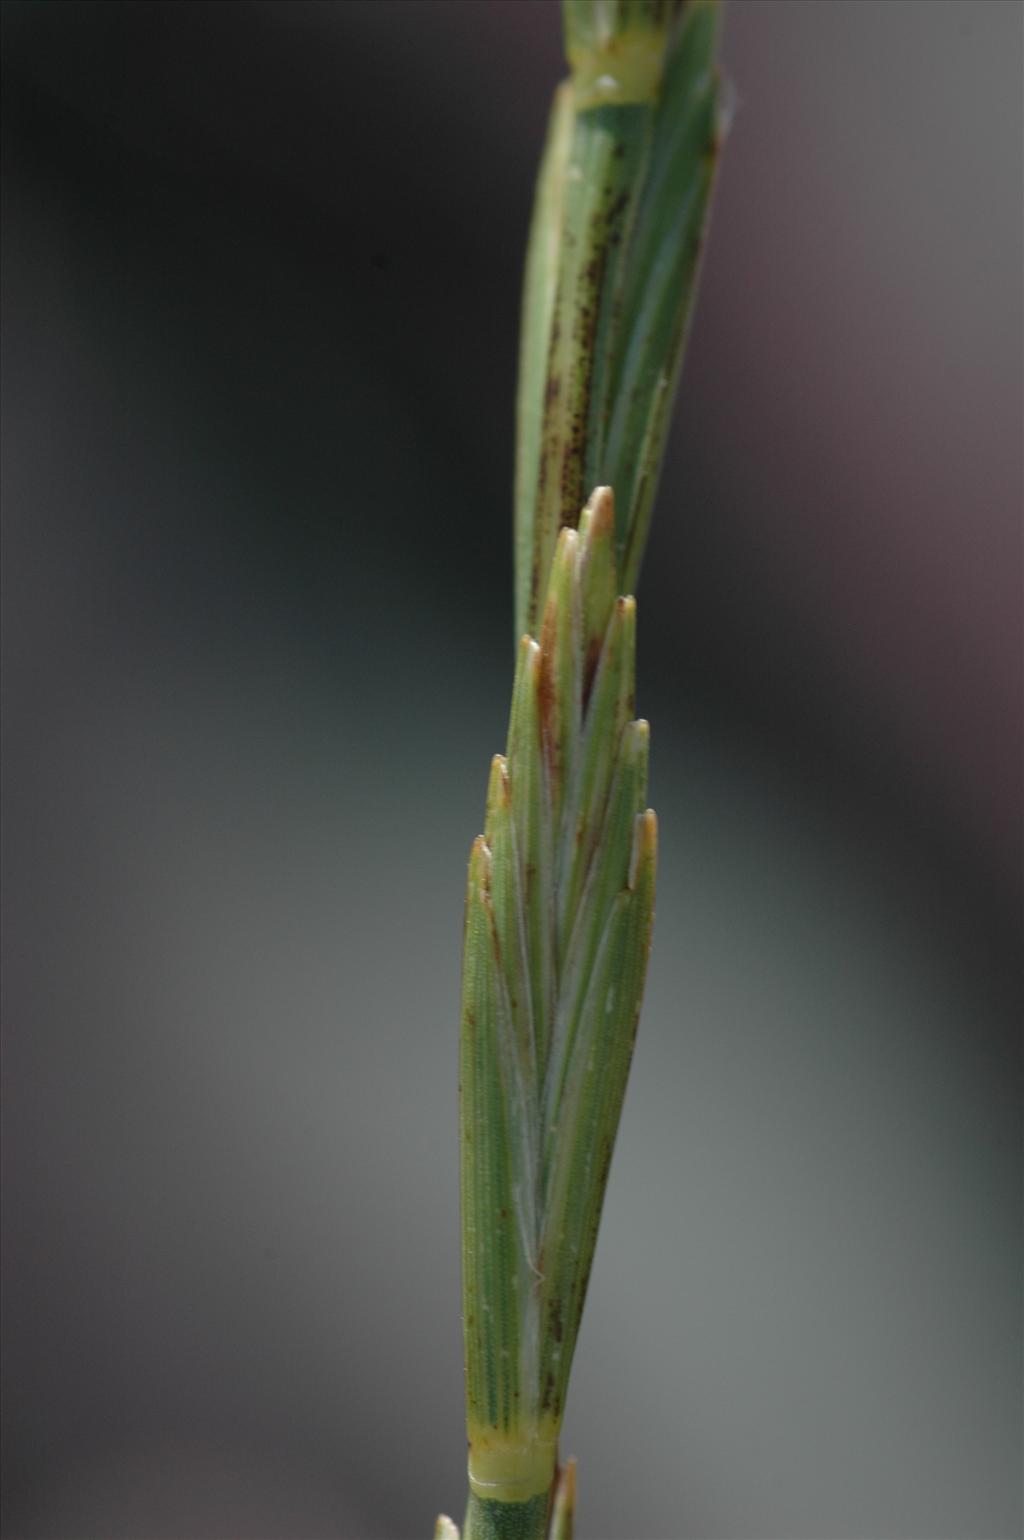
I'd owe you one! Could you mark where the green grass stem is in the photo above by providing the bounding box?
[445,4,726,1534]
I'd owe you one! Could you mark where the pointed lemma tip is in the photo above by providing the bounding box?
[545,529,580,617]
[469,833,492,882]
[433,1518,459,1540]
[628,807,658,891]
[514,632,543,689]
[584,485,615,538]
[484,755,510,827]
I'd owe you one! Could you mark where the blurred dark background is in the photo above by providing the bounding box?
[2,2,1021,1537]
